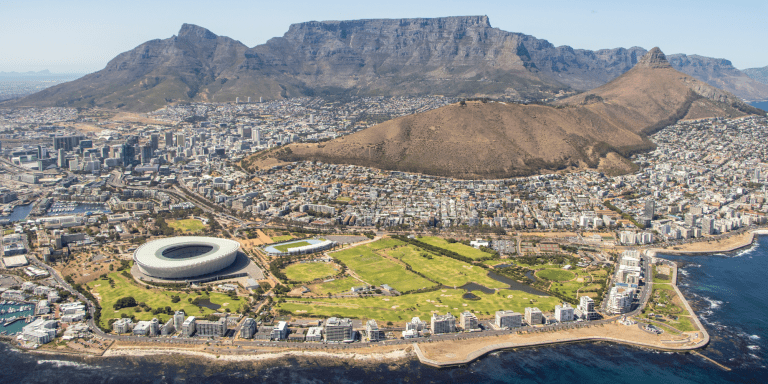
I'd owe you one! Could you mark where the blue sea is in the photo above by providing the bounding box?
[749,100,768,112]
[1,237,767,383]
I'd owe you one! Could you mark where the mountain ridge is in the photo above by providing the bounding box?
[5,16,768,111]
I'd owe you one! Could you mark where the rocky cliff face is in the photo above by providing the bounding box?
[7,16,768,111]
[667,54,768,102]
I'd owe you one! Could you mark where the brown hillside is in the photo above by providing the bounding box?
[247,48,763,179]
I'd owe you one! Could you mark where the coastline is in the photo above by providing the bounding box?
[646,228,768,257]
[12,229,760,368]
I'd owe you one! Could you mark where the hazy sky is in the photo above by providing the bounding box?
[1,0,766,73]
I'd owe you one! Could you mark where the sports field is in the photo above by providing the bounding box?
[87,271,235,329]
[283,262,338,282]
[278,288,561,323]
[332,240,435,292]
[273,241,312,252]
[384,245,507,289]
[419,237,495,259]
[167,219,206,233]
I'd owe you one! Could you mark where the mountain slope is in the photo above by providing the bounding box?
[8,24,249,111]
[6,17,768,111]
[743,65,768,86]
[248,48,762,179]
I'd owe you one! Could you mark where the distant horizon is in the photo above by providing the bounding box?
[1,0,766,73]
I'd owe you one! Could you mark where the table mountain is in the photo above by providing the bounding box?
[6,17,768,111]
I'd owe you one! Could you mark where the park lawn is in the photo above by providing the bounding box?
[365,238,406,250]
[668,315,696,332]
[335,196,352,202]
[653,265,672,284]
[167,219,206,233]
[309,276,360,295]
[273,241,312,252]
[270,235,295,243]
[87,272,236,329]
[385,245,507,289]
[283,262,339,282]
[418,237,494,259]
[652,283,674,292]
[332,242,434,292]
[278,289,561,323]
[536,269,576,282]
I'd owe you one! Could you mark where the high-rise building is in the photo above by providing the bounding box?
[554,303,574,322]
[324,317,353,342]
[149,317,160,336]
[164,132,174,148]
[495,310,522,329]
[460,311,479,331]
[366,319,382,341]
[643,200,655,221]
[702,217,715,235]
[240,126,253,139]
[270,321,288,340]
[52,135,85,151]
[182,316,196,337]
[606,287,633,314]
[57,148,66,168]
[175,133,186,148]
[196,315,227,337]
[430,312,456,334]
[240,318,257,339]
[174,310,185,330]
[575,296,598,320]
[140,145,153,164]
[524,307,543,326]
[150,134,159,151]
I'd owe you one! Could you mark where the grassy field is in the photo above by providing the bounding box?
[273,241,312,252]
[270,235,295,243]
[278,288,561,323]
[652,265,672,284]
[309,277,360,295]
[384,245,507,289]
[418,237,494,259]
[87,272,236,329]
[536,269,576,282]
[332,240,434,292]
[283,262,339,282]
[167,219,206,234]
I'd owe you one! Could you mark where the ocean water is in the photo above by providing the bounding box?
[1,237,767,384]
[749,101,768,112]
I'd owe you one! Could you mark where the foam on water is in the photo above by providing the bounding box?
[37,360,94,369]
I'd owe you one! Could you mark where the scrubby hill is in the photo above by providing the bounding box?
[247,48,763,179]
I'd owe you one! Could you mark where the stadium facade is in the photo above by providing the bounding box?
[264,239,337,256]
[133,236,240,279]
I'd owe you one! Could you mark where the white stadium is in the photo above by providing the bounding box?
[133,236,241,279]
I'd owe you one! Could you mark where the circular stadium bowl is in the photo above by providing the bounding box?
[133,236,240,279]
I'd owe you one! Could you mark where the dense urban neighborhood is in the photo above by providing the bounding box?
[0,98,763,365]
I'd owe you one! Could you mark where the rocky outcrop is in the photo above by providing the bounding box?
[668,54,768,101]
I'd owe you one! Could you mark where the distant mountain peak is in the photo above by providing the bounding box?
[637,47,672,69]
[178,23,217,40]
